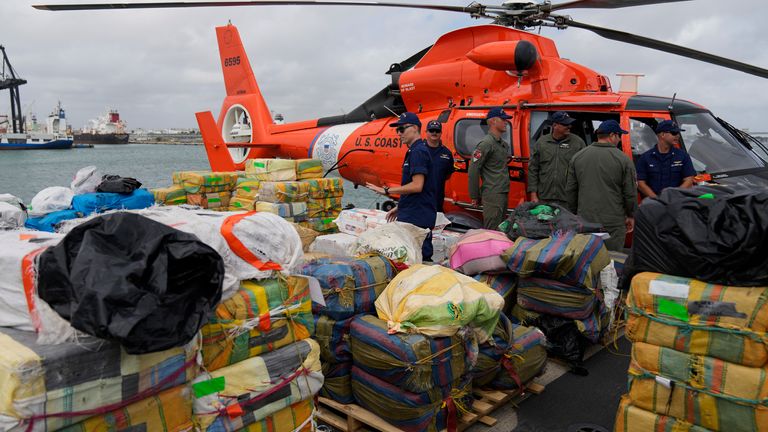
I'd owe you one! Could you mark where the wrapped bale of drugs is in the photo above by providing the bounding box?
[151,184,187,206]
[245,159,297,181]
[192,339,323,431]
[258,181,309,203]
[255,201,308,221]
[350,314,466,393]
[0,327,199,432]
[626,272,768,367]
[295,159,324,180]
[173,171,239,194]
[305,177,344,198]
[472,314,547,390]
[375,264,504,342]
[201,276,313,371]
[301,255,397,320]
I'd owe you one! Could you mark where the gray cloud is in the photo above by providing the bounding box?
[2,0,766,130]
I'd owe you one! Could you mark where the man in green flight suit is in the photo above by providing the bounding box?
[528,111,586,207]
[565,119,637,251]
[468,107,512,230]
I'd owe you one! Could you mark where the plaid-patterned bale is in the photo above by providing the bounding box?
[307,197,343,218]
[300,255,396,320]
[201,277,313,371]
[350,365,472,432]
[614,396,712,432]
[58,384,193,432]
[627,272,768,367]
[295,159,324,180]
[245,159,297,182]
[631,341,768,405]
[0,327,198,432]
[473,314,547,390]
[350,314,466,393]
[517,277,597,320]
[187,191,231,209]
[503,232,610,290]
[313,315,354,363]
[172,171,239,194]
[474,273,518,316]
[258,181,310,203]
[193,339,323,432]
[304,177,344,198]
[627,373,768,432]
[151,184,187,206]
[234,399,314,432]
[319,361,354,404]
[254,201,308,221]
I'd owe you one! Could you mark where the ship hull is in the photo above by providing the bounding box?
[74,133,130,144]
[0,134,73,150]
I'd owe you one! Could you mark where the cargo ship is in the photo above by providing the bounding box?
[74,108,130,144]
[0,102,73,150]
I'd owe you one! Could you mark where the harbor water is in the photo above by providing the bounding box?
[0,144,381,207]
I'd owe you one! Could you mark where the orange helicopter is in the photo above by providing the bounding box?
[35,0,768,228]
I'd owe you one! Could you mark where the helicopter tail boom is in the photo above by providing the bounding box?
[216,24,273,144]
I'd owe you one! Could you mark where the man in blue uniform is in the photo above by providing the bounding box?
[424,120,455,212]
[636,120,696,199]
[367,112,436,261]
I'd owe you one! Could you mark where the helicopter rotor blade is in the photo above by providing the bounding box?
[550,0,691,11]
[563,18,768,79]
[32,0,493,13]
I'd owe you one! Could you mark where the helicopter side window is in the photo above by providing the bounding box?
[629,118,664,158]
[454,118,513,159]
[529,111,602,147]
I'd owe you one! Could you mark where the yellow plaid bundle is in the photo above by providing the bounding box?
[151,184,187,206]
[245,159,297,181]
[172,171,239,194]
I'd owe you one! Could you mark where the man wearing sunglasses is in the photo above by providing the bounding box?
[528,111,586,207]
[566,120,637,251]
[635,120,696,199]
[424,120,455,213]
[367,112,436,261]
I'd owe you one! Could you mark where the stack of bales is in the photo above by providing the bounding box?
[616,272,768,432]
[153,171,240,209]
[355,264,506,431]
[502,232,611,367]
[614,186,768,432]
[448,230,548,393]
[229,175,260,211]
[299,255,397,405]
[0,327,200,431]
[247,159,309,221]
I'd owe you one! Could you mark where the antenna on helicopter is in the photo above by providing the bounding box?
[668,93,677,112]
[382,105,399,117]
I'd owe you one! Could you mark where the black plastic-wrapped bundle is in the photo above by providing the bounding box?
[501,202,604,240]
[622,185,768,290]
[37,212,224,354]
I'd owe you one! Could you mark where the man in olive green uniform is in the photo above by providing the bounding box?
[528,111,586,207]
[565,120,637,251]
[469,107,512,230]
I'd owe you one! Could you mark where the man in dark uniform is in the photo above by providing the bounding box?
[565,120,637,251]
[468,107,512,230]
[636,120,696,199]
[528,111,586,207]
[367,112,436,261]
[424,120,455,213]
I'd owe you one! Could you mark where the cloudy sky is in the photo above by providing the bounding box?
[2,0,767,131]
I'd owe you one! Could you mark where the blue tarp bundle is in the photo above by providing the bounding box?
[72,189,154,215]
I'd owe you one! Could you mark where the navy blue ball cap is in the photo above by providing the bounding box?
[486,107,512,120]
[551,111,576,125]
[655,120,685,134]
[426,120,442,131]
[595,119,628,135]
[389,112,422,128]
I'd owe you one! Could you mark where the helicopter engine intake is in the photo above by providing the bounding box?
[466,40,539,73]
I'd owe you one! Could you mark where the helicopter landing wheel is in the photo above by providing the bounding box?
[381,200,397,212]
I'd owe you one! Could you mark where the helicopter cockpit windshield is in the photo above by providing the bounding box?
[675,112,766,174]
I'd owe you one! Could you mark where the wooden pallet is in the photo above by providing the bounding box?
[316,383,545,432]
